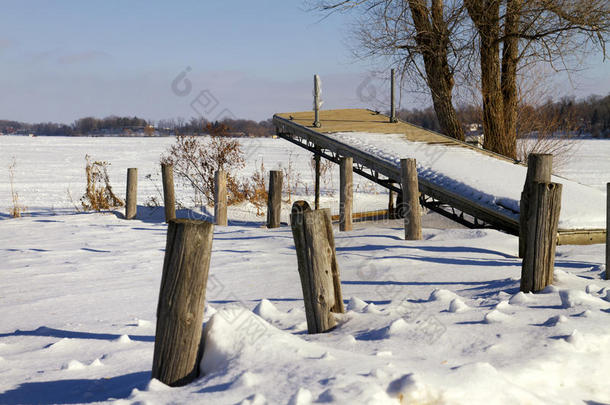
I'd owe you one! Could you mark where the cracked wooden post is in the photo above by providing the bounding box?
[340,157,353,231]
[291,201,344,334]
[125,168,137,219]
[606,182,609,280]
[214,170,227,226]
[161,163,176,222]
[314,151,321,210]
[267,170,282,228]
[520,182,562,292]
[400,158,422,240]
[152,219,214,386]
[519,154,552,258]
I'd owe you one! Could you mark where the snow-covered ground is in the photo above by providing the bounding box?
[1,136,609,404]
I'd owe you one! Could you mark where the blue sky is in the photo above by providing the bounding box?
[1,1,608,124]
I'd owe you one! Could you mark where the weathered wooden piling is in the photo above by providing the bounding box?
[314,151,321,210]
[125,168,137,219]
[214,170,227,226]
[606,182,609,280]
[161,163,176,222]
[520,182,562,292]
[267,170,283,228]
[340,157,353,231]
[519,154,552,258]
[291,201,344,334]
[400,158,422,240]
[152,219,214,386]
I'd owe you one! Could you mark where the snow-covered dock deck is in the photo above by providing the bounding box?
[272,109,606,245]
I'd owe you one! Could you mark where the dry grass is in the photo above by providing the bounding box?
[8,157,26,218]
[245,160,268,216]
[80,155,124,211]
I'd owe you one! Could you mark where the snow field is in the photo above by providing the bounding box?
[1,136,610,404]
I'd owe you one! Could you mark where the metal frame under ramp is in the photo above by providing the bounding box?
[272,110,606,245]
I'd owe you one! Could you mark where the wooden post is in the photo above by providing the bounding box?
[519,154,552,258]
[214,170,227,226]
[314,152,321,210]
[313,74,321,128]
[267,170,282,228]
[340,157,353,231]
[388,189,395,219]
[520,182,562,293]
[125,168,137,220]
[400,158,422,240]
[390,68,398,123]
[606,183,609,280]
[152,219,214,386]
[291,201,344,334]
[161,163,176,222]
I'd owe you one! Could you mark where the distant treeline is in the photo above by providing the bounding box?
[0,115,275,137]
[398,93,610,138]
[3,93,609,138]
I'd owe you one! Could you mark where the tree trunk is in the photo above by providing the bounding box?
[501,0,521,160]
[408,0,465,141]
[467,0,515,159]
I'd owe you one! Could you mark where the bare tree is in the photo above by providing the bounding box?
[311,0,609,158]
[316,0,466,140]
[466,0,609,158]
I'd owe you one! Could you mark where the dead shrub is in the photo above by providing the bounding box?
[80,155,124,211]
[162,123,247,207]
[8,157,26,218]
[245,160,268,216]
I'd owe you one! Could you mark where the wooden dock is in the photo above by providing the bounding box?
[272,108,606,245]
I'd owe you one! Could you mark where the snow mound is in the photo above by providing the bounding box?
[347,296,368,312]
[508,291,531,305]
[288,388,313,405]
[115,334,131,344]
[363,303,382,314]
[542,285,560,293]
[495,301,511,311]
[484,310,511,324]
[386,373,439,404]
[383,319,409,338]
[136,319,152,328]
[448,298,469,313]
[585,284,602,294]
[542,315,568,327]
[565,330,586,349]
[63,360,85,370]
[146,378,170,392]
[429,288,459,302]
[253,299,285,322]
[559,289,605,308]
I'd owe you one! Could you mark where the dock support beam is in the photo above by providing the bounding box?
[606,182,609,280]
[340,157,353,231]
[314,150,321,210]
[400,158,422,240]
[214,170,227,226]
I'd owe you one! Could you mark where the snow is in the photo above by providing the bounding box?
[1,136,610,404]
[327,131,609,229]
